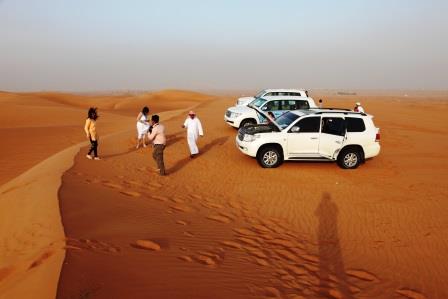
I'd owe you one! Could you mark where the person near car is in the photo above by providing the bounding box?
[182,111,203,158]
[354,102,365,113]
[136,106,150,149]
[147,114,166,176]
[84,107,100,160]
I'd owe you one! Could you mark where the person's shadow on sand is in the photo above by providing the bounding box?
[168,136,228,174]
[315,192,354,298]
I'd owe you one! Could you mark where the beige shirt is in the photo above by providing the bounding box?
[148,123,166,145]
[84,118,97,140]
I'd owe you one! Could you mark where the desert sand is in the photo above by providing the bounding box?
[0,90,447,299]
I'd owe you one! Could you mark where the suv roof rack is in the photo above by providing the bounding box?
[313,107,351,111]
[313,110,367,116]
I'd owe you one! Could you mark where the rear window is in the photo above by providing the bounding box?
[346,117,366,132]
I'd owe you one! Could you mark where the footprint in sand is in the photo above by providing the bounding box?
[395,289,427,299]
[171,204,193,213]
[237,237,260,247]
[233,228,256,236]
[274,248,299,263]
[170,197,185,204]
[183,231,195,237]
[206,215,232,224]
[132,240,161,251]
[189,194,202,200]
[120,190,141,197]
[151,195,168,202]
[176,220,188,226]
[178,256,193,263]
[220,240,243,249]
[266,238,297,249]
[103,182,124,190]
[345,269,379,282]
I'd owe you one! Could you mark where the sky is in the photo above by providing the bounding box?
[0,0,447,91]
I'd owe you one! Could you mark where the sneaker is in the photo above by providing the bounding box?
[94,157,101,160]
[86,155,93,160]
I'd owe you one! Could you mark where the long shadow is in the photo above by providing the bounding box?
[315,192,354,298]
[167,136,229,175]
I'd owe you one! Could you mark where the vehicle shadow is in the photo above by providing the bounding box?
[168,136,229,175]
[315,192,354,298]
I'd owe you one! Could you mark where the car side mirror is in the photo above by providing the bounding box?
[261,106,268,111]
[291,126,300,133]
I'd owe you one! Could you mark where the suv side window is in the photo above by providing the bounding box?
[282,100,297,110]
[292,117,320,133]
[295,100,310,109]
[264,100,281,111]
[288,92,302,97]
[322,117,345,136]
[346,117,366,132]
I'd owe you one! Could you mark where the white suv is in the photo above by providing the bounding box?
[236,89,309,106]
[235,108,380,169]
[225,96,317,128]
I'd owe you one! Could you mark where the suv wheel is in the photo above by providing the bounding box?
[240,119,256,128]
[257,146,283,168]
[337,148,361,169]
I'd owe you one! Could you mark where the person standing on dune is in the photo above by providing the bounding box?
[84,107,100,160]
[147,115,166,176]
[182,111,203,158]
[136,106,150,149]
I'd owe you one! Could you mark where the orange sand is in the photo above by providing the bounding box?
[0,90,447,299]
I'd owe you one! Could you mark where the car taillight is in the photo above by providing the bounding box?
[375,133,380,142]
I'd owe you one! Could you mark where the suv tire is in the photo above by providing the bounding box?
[337,148,361,169]
[257,146,283,168]
[240,119,256,128]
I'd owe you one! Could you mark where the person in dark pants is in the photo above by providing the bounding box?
[84,107,100,160]
[147,115,166,176]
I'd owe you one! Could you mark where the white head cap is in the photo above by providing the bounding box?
[356,102,361,106]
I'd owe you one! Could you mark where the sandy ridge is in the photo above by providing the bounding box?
[0,105,198,299]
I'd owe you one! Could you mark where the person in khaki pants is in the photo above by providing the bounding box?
[147,114,166,176]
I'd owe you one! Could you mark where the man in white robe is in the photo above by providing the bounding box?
[182,111,204,157]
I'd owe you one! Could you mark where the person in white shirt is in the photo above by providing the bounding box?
[354,102,365,113]
[182,111,204,158]
[136,106,150,149]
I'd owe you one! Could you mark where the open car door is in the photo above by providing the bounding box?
[319,117,346,159]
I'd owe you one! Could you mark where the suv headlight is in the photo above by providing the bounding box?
[231,112,242,118]
[243,134,260,142]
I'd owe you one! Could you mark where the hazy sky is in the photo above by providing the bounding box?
[1,0,447,91]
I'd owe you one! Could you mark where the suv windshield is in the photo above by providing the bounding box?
[254,90,266,98]
[249,97,267,108]
[276,111,300,129]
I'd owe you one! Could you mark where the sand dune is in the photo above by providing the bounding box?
[1,91,447,298]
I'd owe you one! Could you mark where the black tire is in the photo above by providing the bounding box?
[240,119,256,128]
[257,146,283,168]
[337,148,361,169]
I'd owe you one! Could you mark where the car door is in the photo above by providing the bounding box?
[287,116,321,158]
[319,117,346,159]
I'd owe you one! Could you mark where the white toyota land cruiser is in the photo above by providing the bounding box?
[236,89,310,106]
[236,108,380,169]
[225,96,317,128]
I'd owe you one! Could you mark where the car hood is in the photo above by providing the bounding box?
[237,96,255,106]
[227,105,253,113]
[239,123,280,135]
